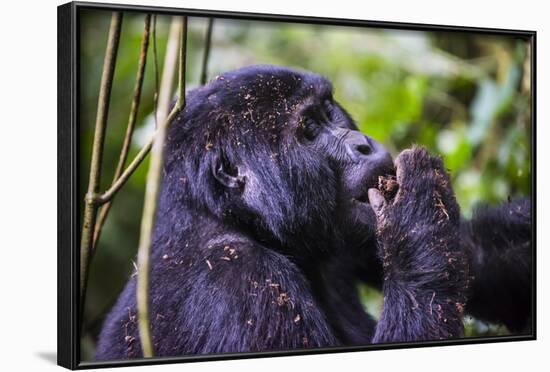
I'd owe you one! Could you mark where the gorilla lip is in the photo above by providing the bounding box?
[352,190,371,204]
[351,176,379,205]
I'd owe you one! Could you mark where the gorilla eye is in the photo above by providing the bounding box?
[303,117,321,141]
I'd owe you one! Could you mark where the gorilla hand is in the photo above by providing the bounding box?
[368,146,469,342]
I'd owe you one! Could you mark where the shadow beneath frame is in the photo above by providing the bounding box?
[36,352,57,365]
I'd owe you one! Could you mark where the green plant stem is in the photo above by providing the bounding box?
[96,14,182,206]
[152,15,160,127]
[156,17,182,125]
[93,14,151,250]
[136,16,187,358]
[96,137,153,204]
[200,18,214,85]
[79,12,122,308]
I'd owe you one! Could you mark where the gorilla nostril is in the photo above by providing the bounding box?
[356,144,372,156]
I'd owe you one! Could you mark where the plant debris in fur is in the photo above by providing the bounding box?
[378,174,399,200]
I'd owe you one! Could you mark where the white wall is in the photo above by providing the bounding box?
[1,0,546,370]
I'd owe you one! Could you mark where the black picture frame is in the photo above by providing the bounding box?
[58,1,537,369]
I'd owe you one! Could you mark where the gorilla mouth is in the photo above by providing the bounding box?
[353,189,372,204]
[352,166,396,206]
[351,176,379,205]
[352,193,369,204]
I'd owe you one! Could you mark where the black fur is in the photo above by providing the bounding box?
[461,198,532,332]
[95,65,531,360]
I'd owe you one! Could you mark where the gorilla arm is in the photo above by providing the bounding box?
[369,147,469,342]
[461,198,532,333]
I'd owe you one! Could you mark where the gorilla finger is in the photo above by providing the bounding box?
[394,146,436,200]
[368,188,386,217]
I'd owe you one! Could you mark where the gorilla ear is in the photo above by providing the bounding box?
[211,153,246,189]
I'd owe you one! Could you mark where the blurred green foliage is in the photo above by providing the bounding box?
[79,10,531,359]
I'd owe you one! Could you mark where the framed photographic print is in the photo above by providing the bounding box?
[57,1,536,369]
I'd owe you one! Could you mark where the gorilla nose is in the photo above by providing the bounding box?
[346,131,389,163]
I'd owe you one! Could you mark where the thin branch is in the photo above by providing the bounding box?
[200,18,214,85]
[175,18,187,110]
[136,16,187,358]
[97,136,153,204]
[79,12,123,306]
[95,15,182,206]
[93,14,152,250]
[152,15,160,128]
[156,17,182,126]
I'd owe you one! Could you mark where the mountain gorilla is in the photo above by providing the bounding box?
[96,65,532,359]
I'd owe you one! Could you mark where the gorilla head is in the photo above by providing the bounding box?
[161,65,393,260]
